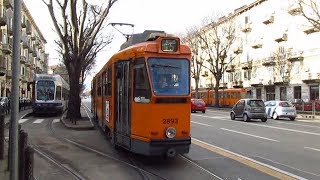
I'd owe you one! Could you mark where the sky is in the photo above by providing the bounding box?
[24,0,255,90]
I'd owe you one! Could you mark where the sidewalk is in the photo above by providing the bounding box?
[0,109,33,180]
[60,104,94,130]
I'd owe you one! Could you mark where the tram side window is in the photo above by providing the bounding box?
[107,67,112,96]
[134,58,151,103]
[56,86,62,100]
[103,72,107,96]
[97,76,102,96]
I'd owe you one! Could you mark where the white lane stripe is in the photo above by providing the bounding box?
[304,147,320,152]
[192,138,307,180]
[53,119,60,123]
[275,121,320,129]
[19,119,29,124]
[191,121,214,127]
[220,128,279,142]
[33,119,45,124]
[193,114,320,136]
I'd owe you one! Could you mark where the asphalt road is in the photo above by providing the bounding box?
[17,99,320,180]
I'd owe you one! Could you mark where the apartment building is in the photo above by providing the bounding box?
[193,0,320,102]
[0,0,48,98]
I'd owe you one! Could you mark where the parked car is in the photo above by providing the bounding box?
[302,100,320,111]
[290,99,304,111]
[265,101,297,121]
[230,99,267,122]
[191,98,206,113]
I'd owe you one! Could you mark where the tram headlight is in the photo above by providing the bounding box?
[165,127,176,139]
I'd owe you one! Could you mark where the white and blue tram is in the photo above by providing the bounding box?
[32,74,69,114]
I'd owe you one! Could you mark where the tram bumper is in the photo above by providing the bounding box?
[131,138,191,156]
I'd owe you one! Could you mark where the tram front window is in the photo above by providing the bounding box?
[37,80,55,101]
[148,58,190,96]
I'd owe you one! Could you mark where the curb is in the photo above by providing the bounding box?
[60,108,95,130]
[298,115,319,120]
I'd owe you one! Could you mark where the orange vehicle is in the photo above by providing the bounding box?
[192,88,247,107]
[91,33,191,157]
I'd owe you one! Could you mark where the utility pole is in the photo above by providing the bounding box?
[9,0,22,180]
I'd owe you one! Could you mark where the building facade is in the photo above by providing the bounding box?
[193,0,320,102]
[0,0,48,98]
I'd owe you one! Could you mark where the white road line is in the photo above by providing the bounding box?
[33,119,45,124]
[191,121,214,127]
[220,128,279,142]
[18,118,29,124]
[275,121,320,129]
[304,147,320,152]
[193,114,320,136]
[53,119,60,123]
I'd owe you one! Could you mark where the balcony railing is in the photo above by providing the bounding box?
[0,13,7,26]
[3,0,13,9]
[274,75,289,85]
[232,80,243,88]
[287,51,304,61]
[288,4,302,15]
[275,33,288,42]
[262,14,274,25]
[201,71,208,77]
[21,19,26,28]
[303,27,320,35]
[233,47,243,54]
[302,73,320,83]
[251,39,263,49]
[241,61,252,70]
[241,23,252,33]
[225,65,236,73]
[1,43,12,54]
[6,70,12,78]
[20,55,27,64]
[262,57,276,66]
[20,75,28,83]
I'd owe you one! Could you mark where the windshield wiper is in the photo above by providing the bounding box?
[151,64,180,69]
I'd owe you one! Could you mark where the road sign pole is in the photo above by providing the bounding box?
[9,0,22,180]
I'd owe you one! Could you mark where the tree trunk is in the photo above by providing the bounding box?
[214,82,220,107]
[195,78,199,99]
[66,65,82,121]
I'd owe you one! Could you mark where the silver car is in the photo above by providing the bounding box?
[231,99,267,122]
[265,101,297,121]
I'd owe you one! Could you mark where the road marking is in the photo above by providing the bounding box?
[304,146,320,152]
[191,121,214,127]
[53,119,60,123]
[298,120,320,123]
[33,119,45,124]
[220,128,279,142]
[192,138,306,180]
[275,121,320,129]
[193,114,320,136]
[18,118,29,124]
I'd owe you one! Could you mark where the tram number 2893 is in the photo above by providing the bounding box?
[163,118,178,124]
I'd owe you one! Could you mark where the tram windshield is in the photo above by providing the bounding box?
[36,80,55,101]
[148,58,190,96]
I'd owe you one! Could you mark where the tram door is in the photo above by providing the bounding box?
[114,60,132,149]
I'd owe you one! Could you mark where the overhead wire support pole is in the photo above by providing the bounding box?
[9,0,22,180]
[108,22,134,41]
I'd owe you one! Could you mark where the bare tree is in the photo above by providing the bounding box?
[182,27,207,98]
[42,0,117,121]
[299,0,320,30]
[195,16,237,107]
[272,46,292,88]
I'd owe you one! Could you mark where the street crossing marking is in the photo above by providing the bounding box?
[220,128,280,142]
[33,119,45,124]
[53,119,60,123]
[18,119,29,124]
[304,147,320,152]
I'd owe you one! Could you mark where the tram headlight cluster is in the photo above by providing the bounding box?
[165,127,176,139]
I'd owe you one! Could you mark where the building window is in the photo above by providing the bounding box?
[266,86,275,101]
[310,85,319,101]
[256,88,262,99]
[280,87,287,101]
[294,86,301,99]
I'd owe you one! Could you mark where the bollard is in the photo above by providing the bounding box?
[0,106,4,159]
[19,130,28,180]
[24,146,34,180]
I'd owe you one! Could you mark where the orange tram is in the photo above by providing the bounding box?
[191,88,247,107]
[91,34,191,157]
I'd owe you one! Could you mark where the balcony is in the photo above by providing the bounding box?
[232,80,243,88]
[242,61,252,70]
[25,59,31,67]
[219,82,227,89]
[225,65,235,73]
[20,55,27,64]
[233,46,243,54]
[201,71,209,77]
[241,23,252,33]
[262,56,276,66]
[22,38,29,49]
[3,0,13,9]
[302,73,320,83]
[30,64,36,70]
[26,24,32,35]
[20,75,28,83]
[275,33,288,43]
[0,13,7,26]
[251,39,263,49]
[274,76,289,85]
[21,20,26,28]
[262,14,274,25]
[303,27,319,35]
[287,51,304,61]
[6,70,12,78]
[288,4,302,16]
[1,43,12,54]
